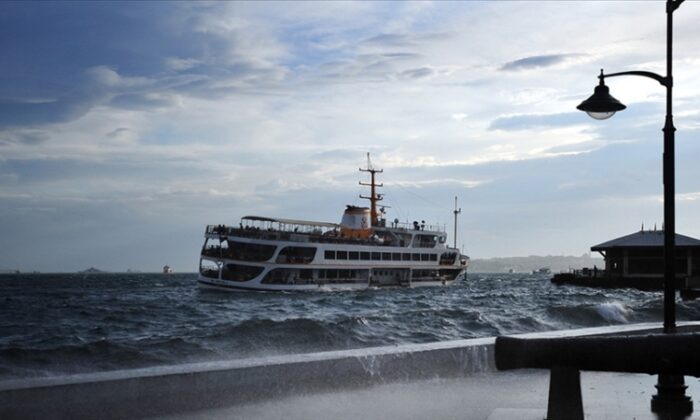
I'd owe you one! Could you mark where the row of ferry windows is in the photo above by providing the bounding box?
[324,250,438,262]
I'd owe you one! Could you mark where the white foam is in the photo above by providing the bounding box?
[594,302,630,323]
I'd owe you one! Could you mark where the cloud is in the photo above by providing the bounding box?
[0,3,291,130]
[3,1,700,270]
[0,95,100,130]
[0,130,50,146]
[400,67,434,79]
[110,93,180,110]
[539,140,606,156]
[500,53,585,71]
[310,149,365,162]
[364,33,415,47]
[489,112,585,131]
[679,192,700,202]
[106,128,130,138]
[388,178,487,189]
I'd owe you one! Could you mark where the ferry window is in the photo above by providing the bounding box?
[421,254,430,261]
[318,269,325,279]
[393,253,402,261]
[402,253,411,261]
[339,269,350,278]
[382,252,391,260]
[199,261,219,279]
[227,240,276,262]
[337,251,347,260]
[325,250,335,260]
[360,251,370,260]
[277,246,317,264]
[439,252,457,265]
[371,252,381,261]
[349,251,359,260]
[430,254,438,261]
[327,269,338,279]
[300,269,312,279]
[221,264,264,282]
[439,269,461,281]
[414,235,437,248]
[412,253,421,261]
[398,233,412,247]
[261,268,290,284]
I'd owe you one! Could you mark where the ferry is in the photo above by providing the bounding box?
[197,156,469,291]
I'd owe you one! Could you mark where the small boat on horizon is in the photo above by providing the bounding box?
[197,155,469,292]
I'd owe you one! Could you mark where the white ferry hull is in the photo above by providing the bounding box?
[197,274,460,292]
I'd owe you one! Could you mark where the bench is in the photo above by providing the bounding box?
[495,333,700,419]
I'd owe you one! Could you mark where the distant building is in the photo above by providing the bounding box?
[552,229,700,291]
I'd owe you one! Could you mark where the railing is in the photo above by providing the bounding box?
[495,333,700,419]
[205,225,421,248]
[386,220,446,233]
[569,267,602,278]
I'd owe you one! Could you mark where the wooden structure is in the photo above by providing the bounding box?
[552,229,700,291]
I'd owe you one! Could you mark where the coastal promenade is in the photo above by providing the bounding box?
[2,323,700,420]
[157,370,700,420]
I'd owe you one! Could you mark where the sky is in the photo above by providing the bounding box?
[2,1,700,272]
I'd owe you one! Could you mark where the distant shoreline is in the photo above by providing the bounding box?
[469,254,604,274]
[3,254,604,275]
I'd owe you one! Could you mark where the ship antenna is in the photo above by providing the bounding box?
[359,152,383,226]
[453,196,462,249]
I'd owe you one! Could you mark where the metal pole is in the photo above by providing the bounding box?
[651,1,691,414]
[453,196,461,249]
[662,0,676,335]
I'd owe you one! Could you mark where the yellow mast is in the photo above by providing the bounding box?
[359,153,383,226]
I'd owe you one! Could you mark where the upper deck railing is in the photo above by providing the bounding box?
[205,224,451,249]
[378,218,446,233]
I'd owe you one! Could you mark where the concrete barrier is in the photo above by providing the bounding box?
[1,322,695,420]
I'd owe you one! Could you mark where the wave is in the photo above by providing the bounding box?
[2,272,697,380]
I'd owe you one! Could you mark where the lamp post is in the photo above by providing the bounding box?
[577,0,691,415]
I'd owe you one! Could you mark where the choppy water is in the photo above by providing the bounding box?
[1,272,699,380]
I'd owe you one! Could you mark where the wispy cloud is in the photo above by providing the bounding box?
[500,53,587,71]
[489,112,585,131]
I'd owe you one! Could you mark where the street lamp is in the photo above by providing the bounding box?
[577,70,626,120]
[577,0,691,415]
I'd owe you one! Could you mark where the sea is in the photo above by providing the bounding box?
[2,272,699,381]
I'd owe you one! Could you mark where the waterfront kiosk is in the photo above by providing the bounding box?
[553,229,700,291]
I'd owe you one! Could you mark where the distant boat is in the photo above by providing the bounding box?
[163,265,173,274]
[532,267,551,275]
[80,267,105,274]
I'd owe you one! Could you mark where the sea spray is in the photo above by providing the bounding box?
[594,301,631,324]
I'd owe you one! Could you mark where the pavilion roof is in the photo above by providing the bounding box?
[591,230,700,251]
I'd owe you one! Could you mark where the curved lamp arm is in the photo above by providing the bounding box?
[600,70,670,87]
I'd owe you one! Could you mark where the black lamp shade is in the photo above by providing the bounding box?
[577,83,626,120]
